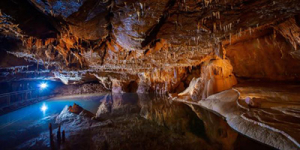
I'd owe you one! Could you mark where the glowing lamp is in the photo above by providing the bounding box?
[39,83,48,89]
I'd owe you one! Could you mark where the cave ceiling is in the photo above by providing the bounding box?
[0,0,299,83]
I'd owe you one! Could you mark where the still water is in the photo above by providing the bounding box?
[0,94,105,149]
[0,93,275,150]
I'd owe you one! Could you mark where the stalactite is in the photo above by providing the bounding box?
[229,33,232,45]
[213,22,217,32]
[249,27,252,35]
[137,11,140,21]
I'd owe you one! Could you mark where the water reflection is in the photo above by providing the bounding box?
[96,93,139,119]
[138,94,206,136]
[0,93,276,150]
[40,103,48,115]
[94,93,206,136]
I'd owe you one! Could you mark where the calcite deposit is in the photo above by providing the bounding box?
[1,0,299,89]
[178,57,237,100]
[0,0,300,149]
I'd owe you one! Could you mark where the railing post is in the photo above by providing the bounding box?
[49,123,54,149]
[57,124,61,146]
[0,89,46,108]
[62,130,65,143]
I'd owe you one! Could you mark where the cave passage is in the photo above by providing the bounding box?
[0,0,300,149]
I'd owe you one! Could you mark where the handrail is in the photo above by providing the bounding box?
[0,89,36,97]
[0,89,40,109]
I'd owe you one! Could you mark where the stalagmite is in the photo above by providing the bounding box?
[1,1,300,149]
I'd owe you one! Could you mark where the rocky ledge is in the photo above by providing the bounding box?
[171,82,300,150]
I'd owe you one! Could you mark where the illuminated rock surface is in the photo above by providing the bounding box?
[0,0,300,149]
[173,84,300,149]
[235,82,300,148]
[0,0,299,84]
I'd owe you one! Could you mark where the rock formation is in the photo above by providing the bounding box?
[0,0,299,95]
[0,1,300,149]
[178,57,237,100]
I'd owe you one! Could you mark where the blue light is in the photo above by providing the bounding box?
[40,103,48,113]
[39,83,48,89]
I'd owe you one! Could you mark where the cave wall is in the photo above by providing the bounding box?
[137,67,188,94]
[226,30,300,81]
[0,0,300,97]
[54,82,109,95]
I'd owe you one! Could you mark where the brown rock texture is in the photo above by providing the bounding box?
[1,1,300,149]
[178,57,237,100]
[0,0,299,96]
[226,30,300,80]
[54,83,109,95]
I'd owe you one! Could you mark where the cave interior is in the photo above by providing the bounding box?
[0,0,300,150]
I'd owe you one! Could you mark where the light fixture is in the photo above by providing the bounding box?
[39,83,48,89]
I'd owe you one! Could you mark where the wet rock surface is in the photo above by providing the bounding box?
[0,0,299,91]
[234,82,300,148]
[172,82,300,149]
[0,93,277,150]
[0,0,300,149]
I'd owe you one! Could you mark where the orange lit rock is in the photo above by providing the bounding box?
[137,67,187,94]
[226,31,300,80]
[111,79,132,93]
[145,39,167,56]
[179,58,237,100]
[274,17,300,50]
[203,58,237,97]
[67,103,95,118]
[68,103,83,114]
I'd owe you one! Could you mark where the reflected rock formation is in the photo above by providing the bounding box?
[0,1,300,149]
[138,93,206,134]
[96,93,139,119]
[56,104,95,130]
[26,93,279,150]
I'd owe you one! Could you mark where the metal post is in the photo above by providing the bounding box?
[49,123,54,149]
[62,130,65,143]
[57,124,61,145]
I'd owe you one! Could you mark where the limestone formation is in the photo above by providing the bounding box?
[1,1,300,149]
[178,58,237,100]
[0,0,299,91]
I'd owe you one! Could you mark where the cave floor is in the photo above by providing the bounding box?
[174,82,300,150]
[234,82,300,149]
